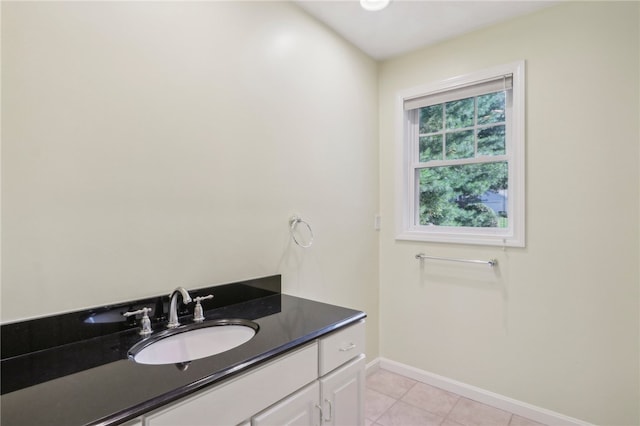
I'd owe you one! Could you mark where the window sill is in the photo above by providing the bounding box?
[395,228,524,247]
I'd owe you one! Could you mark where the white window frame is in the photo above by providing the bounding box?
[395,61,526,247]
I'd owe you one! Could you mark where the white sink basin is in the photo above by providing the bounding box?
[129,319,258,365]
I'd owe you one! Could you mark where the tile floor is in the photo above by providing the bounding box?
[366,369,546,426]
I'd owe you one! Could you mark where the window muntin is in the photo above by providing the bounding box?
[396,62,525,247]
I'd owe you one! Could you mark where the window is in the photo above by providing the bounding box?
[396,61,525,247]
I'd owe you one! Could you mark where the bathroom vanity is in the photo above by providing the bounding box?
[0,275,366,426]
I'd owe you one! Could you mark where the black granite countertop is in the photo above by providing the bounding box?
[0,276,366,426]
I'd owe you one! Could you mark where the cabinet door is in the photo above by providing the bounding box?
[252,381,320,426]
[319,354,365,426]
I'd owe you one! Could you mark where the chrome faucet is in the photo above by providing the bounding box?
[167,286,192,328]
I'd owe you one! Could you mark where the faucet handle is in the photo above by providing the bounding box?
[123,307,153,336]
[193,295,214,322]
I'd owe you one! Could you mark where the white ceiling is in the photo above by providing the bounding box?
[295,0,559,60]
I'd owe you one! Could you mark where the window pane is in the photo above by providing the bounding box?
[478,125,506,156]
[419,104,443,134]
[445,130,474,159]
[418,162,508,228]
[420,135,442,161]
[477,92,505,125]
[445,97,474,129]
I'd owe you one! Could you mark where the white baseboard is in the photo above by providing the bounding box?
[366,357,591,426]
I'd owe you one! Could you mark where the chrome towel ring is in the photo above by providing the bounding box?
[289,215,314,248]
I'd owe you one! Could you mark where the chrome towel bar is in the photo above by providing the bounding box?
[415,253,497,267]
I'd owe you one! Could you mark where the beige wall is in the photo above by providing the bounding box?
[1,1,380,357]
[378,2,639,424]
[3,1,640,424]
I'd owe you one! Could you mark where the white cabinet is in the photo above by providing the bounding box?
[141,320,365,426]
[319,354,366,426]
[144,343,318,426]
[252,320,366,426]
[252,382,320,426]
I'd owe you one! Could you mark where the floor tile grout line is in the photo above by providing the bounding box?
[378,397,451,426]
[365,387,400,424]
[397,380,418,401]
[401,394,457,419]
[443,396,463,424]
[366,372,418,401]
[376,397,401,425]
[442,397,481,426]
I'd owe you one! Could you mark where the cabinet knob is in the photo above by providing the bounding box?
[339,343,356,352]
[324,399,333,422]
